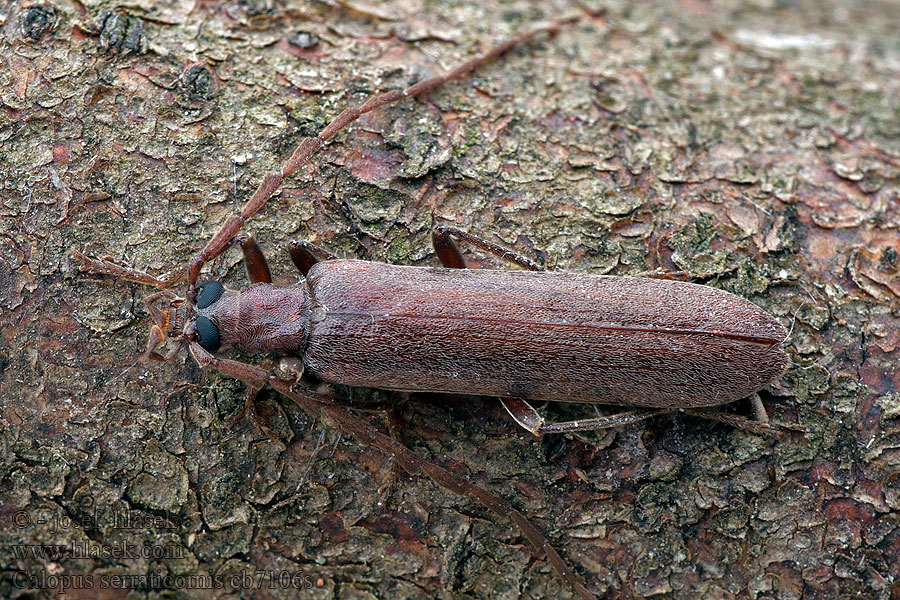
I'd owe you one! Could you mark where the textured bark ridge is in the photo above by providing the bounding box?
[2,1,899,599]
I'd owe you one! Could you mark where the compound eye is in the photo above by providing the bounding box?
[196,281,224,309]
[195,316,221,354]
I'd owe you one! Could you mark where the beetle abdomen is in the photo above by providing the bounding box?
[303,260,787,407]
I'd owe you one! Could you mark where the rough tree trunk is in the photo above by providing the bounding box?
[2,0,899,598]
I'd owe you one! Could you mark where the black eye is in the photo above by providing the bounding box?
[195,316,221,353]
[196,281,224,309]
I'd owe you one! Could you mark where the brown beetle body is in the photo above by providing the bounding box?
[206,259,787,409]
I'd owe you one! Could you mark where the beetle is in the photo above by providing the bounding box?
[76,223,788,436]
[140,225,788,435]
[73,12,788,599]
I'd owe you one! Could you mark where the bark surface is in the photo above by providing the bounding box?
[2,0,899,598]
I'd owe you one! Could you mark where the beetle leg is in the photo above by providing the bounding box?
[187,342,285,445]
[679,408,787,437]
[432,225,543,271]
[188,340,285,444]
[231,234,272,284]
[219,389,285,447]
[500,397,545,434]
[189,341,270,391]
[634,268,692,281]
[501,397,665,436]
[289,240,338,276]
[278,356,305,381]
[431,226,466,268]
[749,393,770,423]
[501,398,783,438]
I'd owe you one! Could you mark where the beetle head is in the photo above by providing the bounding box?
[143,281,227,360]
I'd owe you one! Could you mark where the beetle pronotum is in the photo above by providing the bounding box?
[75,11,788,599]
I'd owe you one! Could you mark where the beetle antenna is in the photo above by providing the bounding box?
[73,251,186,289]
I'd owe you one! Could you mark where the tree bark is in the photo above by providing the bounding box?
[2,0,899,598]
